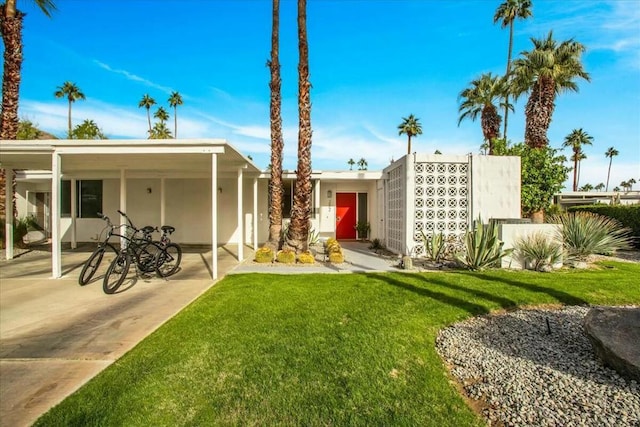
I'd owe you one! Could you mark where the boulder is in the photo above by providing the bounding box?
[583,306,640,382]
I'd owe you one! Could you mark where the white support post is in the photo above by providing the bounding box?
[237,167,244,261]
[51,154,62,278]
[70,178,77,249]
[120,169,127,247]
[314,178,320,219]
[4,168,14,260]
[253,177,258,250]
[160,177,166,226]
[211,154,218,280]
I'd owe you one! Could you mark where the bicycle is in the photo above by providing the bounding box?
[103,211,181,294]
[78,213,122,286]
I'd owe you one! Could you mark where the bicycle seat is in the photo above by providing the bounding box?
[161,225,175,234]
[141,225,156,235]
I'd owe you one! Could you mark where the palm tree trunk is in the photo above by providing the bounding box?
[173,107,177,138]
[576,160,581,190]
[0,2,23,140]
[67,99,72,138]
[284,0,312,254]
[407,135,411,155]
[146,108,152,135]
[606,157,612,191]
[524,78,555,148]
[503,21,514,142]
[572,156,578,191]
[267,0,284,251]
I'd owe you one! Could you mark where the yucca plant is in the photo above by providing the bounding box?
[455,218,512,271]
[421,231,446,263]
[548,212,632,261]
[513,232,564,271]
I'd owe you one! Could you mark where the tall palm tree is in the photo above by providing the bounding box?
[1,0,55,140]
[266,0,284,251]
[168,91,183,138]
[573,150,587,191]
[54,81,85,138]
[512,31,590,148]
[397,114,422,155]
[347,158,355,170]
[149,122,172,139]
[138,94,156,135]
[604,146,618,191]
[458,73,511,154]
[154,106,169,124]
[284,0,312,253]
[493,0,532,142]
[562,128,593,191]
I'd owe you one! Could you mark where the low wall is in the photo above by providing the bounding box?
[499,223,562,269]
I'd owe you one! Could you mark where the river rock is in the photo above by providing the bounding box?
[583,306,640,382]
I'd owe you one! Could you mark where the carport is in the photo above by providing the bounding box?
[0,139,261,279]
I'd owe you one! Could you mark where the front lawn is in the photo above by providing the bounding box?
[36,262,640,426]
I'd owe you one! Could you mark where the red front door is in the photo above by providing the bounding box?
[336,193,357,239]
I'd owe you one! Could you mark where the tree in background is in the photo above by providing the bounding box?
[562,128,593,191]
[357,158,368,170]
[397,114,422,155]
[266,0,284,251]
[149,122,172,139]
[347,158,355,170]
[493,0,532,142]
[604,146,618,191]
[16,118,41,139]
[594,183,605,192]
[458,72,510,154]
[1,0,56,139]
[71,119,106,139]
[153,106,169,125]
[285,0,312,253]
[512,31,590,148]
[54,81,85,138]
[138,94,156,136]
[579,183,593,192]
[168,91,183,138]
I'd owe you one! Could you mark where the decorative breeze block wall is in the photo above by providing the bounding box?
[386,162,405,254]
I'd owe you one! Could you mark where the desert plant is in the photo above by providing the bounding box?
[568,205,640,247]
[455,219,512,271]
[548,212,633,260]
[513,232,564,271]
[355,221,370,240]
[276,249,296,264]
[328,251,345,264]
[297,251,315,264]
[369,238,384,251]
[308,227,320,246]
[12,215,38,247]
[254,247,274,263]
[421,231,446,263]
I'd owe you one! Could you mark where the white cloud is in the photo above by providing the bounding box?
[93,60,174,94]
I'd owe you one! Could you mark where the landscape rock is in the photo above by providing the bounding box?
[583,306,640,382]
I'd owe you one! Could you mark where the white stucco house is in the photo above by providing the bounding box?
[0,139,522,279]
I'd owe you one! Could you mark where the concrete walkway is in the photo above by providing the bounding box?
[0,244,246,427]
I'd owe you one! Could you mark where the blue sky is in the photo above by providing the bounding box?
[15,0,640,190]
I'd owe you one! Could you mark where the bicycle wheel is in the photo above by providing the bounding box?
[136,241,161,274]
[103,253,131,294]
[79,247,105,286]
[155,243,182,277]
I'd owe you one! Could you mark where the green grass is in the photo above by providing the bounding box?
[36,262,640,426]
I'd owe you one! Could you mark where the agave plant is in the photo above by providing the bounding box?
[514,232,564,271]
[456,219,512,271]
[421,231,446,263]
[548,212,632,261]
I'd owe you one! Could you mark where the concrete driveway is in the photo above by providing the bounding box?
[0,244,245,427]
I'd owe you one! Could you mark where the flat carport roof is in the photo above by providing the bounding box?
[0,139,261,279]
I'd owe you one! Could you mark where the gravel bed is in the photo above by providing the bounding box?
[436,306,640,426]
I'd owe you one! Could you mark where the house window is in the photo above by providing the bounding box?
[357,192,368,224]
[268,179,316,219]
[61,180,103,218]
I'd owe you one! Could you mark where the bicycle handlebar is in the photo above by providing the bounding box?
[117,209,136,229]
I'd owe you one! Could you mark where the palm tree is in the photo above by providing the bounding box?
[628,178,637,191]
[54,81,85,138]
[154,106,169,124]
[267,0,284,251]
[493,0,532,142]
[574,150,587,191]
[594,183,605,192]
[1,0,55,140]
[357,158,368,170]
[138,94,156,135]
[604,146,618,191]
[397,114,422,155]
[149,121,172,139]
[168,91,183,138]
[562,128,593,191]
[71,119,106,139]
[458,73,510,154]
[284,0,312,253]
[512,31,590,148]
[347,158,355,170]
[579,183,593,192]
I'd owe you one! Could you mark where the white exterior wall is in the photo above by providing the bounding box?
[499,223,561,269]
[470,155,521,221]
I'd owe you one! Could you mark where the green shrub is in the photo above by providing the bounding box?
[455,219,512,271]
[297,251,315,264]
[513,232,563,271]
[421,231,445,262]
[328,251,344,264]
[567,205,640,247]
[548,212,633,260]
[276,249,296,264]
[254,247,274,263]
[368,238,384,251]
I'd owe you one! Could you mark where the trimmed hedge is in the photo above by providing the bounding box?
[567,204,640,246]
